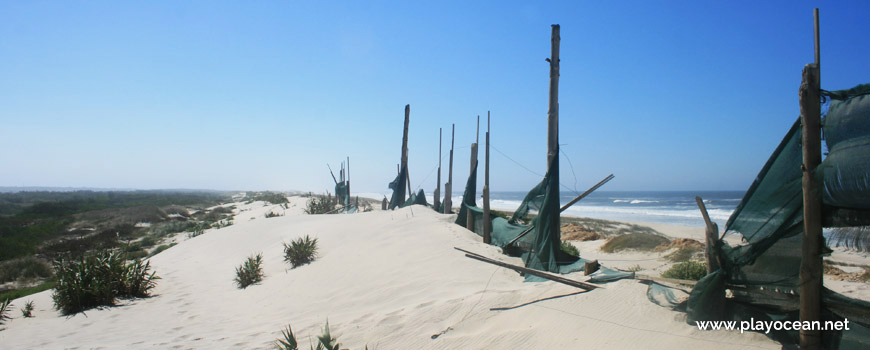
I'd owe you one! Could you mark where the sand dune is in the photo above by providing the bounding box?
[1,197,781,349]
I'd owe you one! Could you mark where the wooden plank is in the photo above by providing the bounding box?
[635,274,698,287]
[467,142,478,231]
[695,196,721,273]
[559,174,614,212]
[435,128,442,210]
[799,9,823,348]
[454,247,600,290]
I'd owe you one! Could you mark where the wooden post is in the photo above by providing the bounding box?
[695,196,721,274]
[467,142,478,231]
[444,124,455,214]
[346,156,351,204]
[799,9,822,350]
[401,105,411,201]
[547,25,560,169]
[483,112,492,244]
[434,128,442,211]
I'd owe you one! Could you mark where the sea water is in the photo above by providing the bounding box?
[361,190,743,229]
[487,190,742,229]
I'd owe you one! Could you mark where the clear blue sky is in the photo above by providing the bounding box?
[1,1,868,195]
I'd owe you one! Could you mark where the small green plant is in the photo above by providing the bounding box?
[265,212,283,218]
[0,299,12,325]
[21,300,34,318]
[662,261,708,281]
[626,264,643,272]
[275,324,299,350]
[283,236,319,268]
[560,241,579,257]
[274,320,342,350]
[234,253,264,289]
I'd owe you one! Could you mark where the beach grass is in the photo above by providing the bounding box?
[662,261,707,281]
[234,253,264,289]
[283,236,318,268]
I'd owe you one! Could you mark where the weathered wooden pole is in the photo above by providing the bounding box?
[402,105,411,201]
[547,25,560,168]
[799,8,822,350]
[483,111,492,243]
[434,128,442,211]
[444,124,455,214]
[347,156,351,204]
[467,117,479,231]
[695,196,721,274]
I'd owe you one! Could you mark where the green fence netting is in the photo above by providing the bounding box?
[388,164,408,210]
[661,84,870,349]
[450,147,632,282]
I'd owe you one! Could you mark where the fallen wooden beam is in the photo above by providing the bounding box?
[454,247,600,291]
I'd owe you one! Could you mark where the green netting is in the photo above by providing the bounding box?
[388,164,407,210]
[335,181,350,207]
[674,84,870,348]
[449,145,633,283]
[404,188,429,207]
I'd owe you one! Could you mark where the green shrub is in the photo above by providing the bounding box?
[600,233,669,253]
[265,212,283,218]
[305,193,337,215]
[0,256,53,283]
[560,241,579,257]
[283,236,319,268]
[662,261,707,281]
[0,299,11,325]
[21,300,34,318]
[234,253,264,289]
[626,264,643,272]
[52,250,159,315]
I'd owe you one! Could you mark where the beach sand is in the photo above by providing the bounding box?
[0,197,834,349]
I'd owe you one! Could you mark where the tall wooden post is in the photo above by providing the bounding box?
[400,105,411,203]
[444,124,454,214]
[402,105,412,201]
[799,9,822,350]
[434,128,442,211]
[467,116,479,231]
[547,25,560,168]
[695,197,721,274]
[483,111,492,243]
[346,156,351,204]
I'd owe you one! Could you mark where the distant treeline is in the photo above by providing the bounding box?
[0,191,232,261]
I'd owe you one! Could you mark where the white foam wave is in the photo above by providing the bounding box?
[629,200,659,204]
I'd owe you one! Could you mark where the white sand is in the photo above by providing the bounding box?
[1,199,783,349]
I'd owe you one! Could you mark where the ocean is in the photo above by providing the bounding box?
[359,190,744,229]
[487,190,743,229]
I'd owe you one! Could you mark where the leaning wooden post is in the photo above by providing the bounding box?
[483,111,492,243]
[695,196,721,273]
[444,124,455,214]
[799,8,822,350]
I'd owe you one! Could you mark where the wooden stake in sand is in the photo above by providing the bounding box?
[467,116,479,231]
[434,128,442,211]
[400,105,411,202]
[799,8,822,350]
[483,112,492,244]
[695,196,721,274]
[444,124,455,214]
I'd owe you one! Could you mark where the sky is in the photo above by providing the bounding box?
[1,0,868,195]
